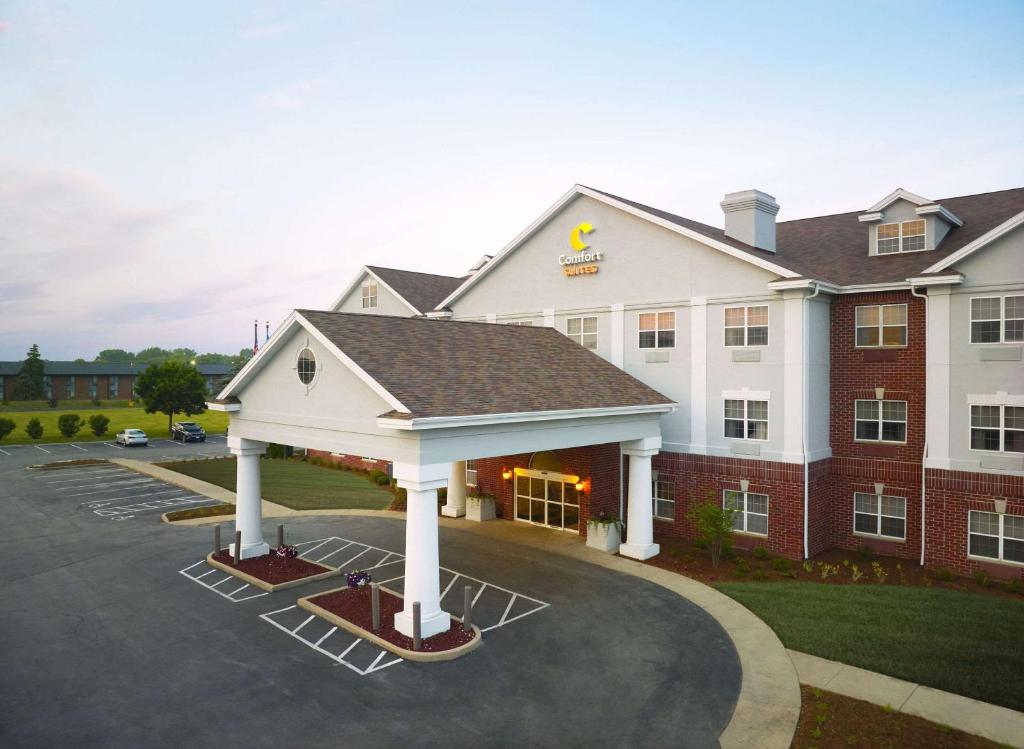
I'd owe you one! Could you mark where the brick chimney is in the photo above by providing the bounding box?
[720,189,780,252]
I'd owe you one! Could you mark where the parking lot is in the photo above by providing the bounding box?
[0,433,231,465]
[1,454,741,748]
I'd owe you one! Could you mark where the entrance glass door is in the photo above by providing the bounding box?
[515,470,580,533]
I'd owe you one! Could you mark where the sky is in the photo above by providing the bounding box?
[1,0,1022,360]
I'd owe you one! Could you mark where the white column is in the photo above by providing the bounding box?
[925,286,951,468]
[620,437,661,560]
[393,461,450,639]
[610,303,624,368]
[441,460,467,518]
[689,297,708,453]
[228,436,269,559]
[782,290,806,463]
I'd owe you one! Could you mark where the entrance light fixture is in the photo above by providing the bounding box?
[501,468,513,482]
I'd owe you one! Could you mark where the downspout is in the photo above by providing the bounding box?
[910,285,929,566]
[619,443,624,523]
[803,282,821,560]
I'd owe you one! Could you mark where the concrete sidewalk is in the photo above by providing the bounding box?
[790,650,1024,748]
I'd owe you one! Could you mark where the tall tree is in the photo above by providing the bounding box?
[134,361,209,431]
[94,348,134,364]
[134,347,173,364]
[195,352,233,364]
[13,344,46,401]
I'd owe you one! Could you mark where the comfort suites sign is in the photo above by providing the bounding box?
[559,222,604,277]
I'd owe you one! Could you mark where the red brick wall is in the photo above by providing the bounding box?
[650,453,807,559]
[829,290,926,463]
[473,444,621,537]
[924,469,1024,579]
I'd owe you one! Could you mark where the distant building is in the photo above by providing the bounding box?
[0,361,232,402]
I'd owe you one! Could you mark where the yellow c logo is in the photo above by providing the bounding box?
[569,222,594,252]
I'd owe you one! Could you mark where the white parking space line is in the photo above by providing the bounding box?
[103,442,125,449]
[93,495,213,517]
[179,562,268,603]
[254,536,549,677]
[0,448,10,456]
[69,444,88,452]
[35,445,51,454]
[81,488,190,508]
[46,469,131,483]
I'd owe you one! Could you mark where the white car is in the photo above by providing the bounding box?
[116,429,149,446]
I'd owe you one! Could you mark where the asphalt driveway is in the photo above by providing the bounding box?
[0,460,741,748]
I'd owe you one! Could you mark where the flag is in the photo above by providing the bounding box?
[253,319,259,355]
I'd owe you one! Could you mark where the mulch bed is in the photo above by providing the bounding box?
[793,685,1002,748]
[166,504,235,521]
[307,586,474,653]
[211,549,332,585]
[646,538,1024,601]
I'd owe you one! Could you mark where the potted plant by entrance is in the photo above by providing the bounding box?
[586,512,622,553]
[466,492,496,522]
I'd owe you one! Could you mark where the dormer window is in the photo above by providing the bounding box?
[877,220,925,255]
[361,283,378,309]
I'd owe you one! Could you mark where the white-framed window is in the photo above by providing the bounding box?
[724,489,768,536]
[855,304,907,347]
[65,376,75,399]
[506,321,533,326]
[639,311,675,349]
[108,375,119,398]
[970,295,1023,344]
[724,305,768,347]
[653,480,674,520]
[0,377,5,401]
[854,399,907,443]
[296,348,317,385]
[970,404,1024,453]
[88,376,97,399]
[566,316,597,349]
[724,399,768,440]
[466,459,478,487]
[876,219,926,254]
[43,375,53,399]
[968,511,1024,565]
[854,492,906,540]
[361,283,378,309]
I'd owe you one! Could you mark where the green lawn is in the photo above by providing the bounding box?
[159,457,395,511]
[0,407,228,444]
[716,582,1024,711]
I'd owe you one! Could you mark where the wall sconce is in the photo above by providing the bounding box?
[874,482,885,496]
[739,479,750,493]
[501,468,513,482]
[994,497,1007,514]
[575,479,588,493]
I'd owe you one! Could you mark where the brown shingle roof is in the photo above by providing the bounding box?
[297,310,675,419]
[366,266,467,314]
[587,186,1024,286]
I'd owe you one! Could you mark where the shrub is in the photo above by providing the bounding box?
[25,417,43,440]
[369,469,386,483]
[266,443,290,459]
[1006,579,1024,596]
[871,561,889,583]
[928,566,958,582]
[88,414,110,436]
[0,417,14,441]
[57,414,83,438]
[374,473,389,485]
[90,397,101,406]
[850,564,864,582]
[753,545,771,561]
[48,398,59,408]
[771,558,791,574]
[389,486,408,511]
[856,543,875,561]
[752,569,769,581]
[733,558,751,578]
[973,570,990,588]
[687,500,734,568]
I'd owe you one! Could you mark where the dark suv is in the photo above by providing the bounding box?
[171,421,206,442]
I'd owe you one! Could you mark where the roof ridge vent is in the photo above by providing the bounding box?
[720,189,780,252]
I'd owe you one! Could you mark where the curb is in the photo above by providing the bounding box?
[205,551,340,592]
[297,586,483,662]
[790,650,1024,748]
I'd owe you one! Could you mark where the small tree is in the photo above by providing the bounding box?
[134,361,209,432]
[25,417,43,440]
[57,414,83,438]
[88,414,111,437]
[687,499,735,568]
[0,418,15,441]
[13,344,46,401]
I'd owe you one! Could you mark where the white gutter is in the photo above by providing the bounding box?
[803,282,821,559]
[910,284,929,566]
[378,402,677,430]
